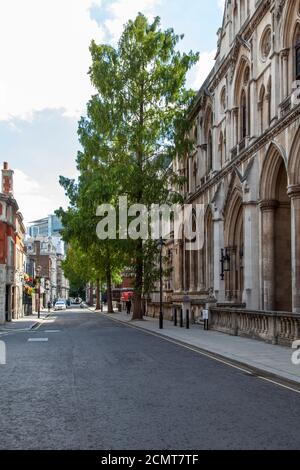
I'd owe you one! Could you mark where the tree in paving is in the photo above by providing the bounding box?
[58,165,126,313]
[76,13,198,319]
[62,240,122,311]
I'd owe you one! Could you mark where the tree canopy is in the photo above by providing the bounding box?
[59,13,198,318]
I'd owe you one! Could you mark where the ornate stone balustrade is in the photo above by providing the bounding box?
[210,307,300,346]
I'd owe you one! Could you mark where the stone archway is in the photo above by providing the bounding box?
[288,128,300,312]
[224,189,244,303]
[260,145,292,312]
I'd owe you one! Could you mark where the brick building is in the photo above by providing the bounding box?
[0,162,26,323]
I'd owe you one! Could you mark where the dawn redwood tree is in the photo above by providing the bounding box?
[72,14,198,319]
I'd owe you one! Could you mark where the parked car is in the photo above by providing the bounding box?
[54,301,67,311]
[80,302,88,309]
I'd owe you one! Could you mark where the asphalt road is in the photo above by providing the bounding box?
[0,309,300,450]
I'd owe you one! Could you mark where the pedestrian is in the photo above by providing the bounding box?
[126,299,132,315]
[47,301,52,313]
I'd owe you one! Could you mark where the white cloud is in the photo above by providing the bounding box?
[189,49,216,90]
[0,0,165,120]
[14,169,67,224]
[0,0,104,120]
[104,0,161,43]
[218,0,225,11]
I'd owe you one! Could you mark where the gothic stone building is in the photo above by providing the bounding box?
[150,0,300,346]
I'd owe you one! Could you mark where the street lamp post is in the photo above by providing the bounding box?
[158,237,165,330]
[36,266,41,319]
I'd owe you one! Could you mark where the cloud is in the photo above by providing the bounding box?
[0,109,79,223]
[14,169,59,223]
[189,49,216,90]
[0,0,105,120]
[218,0,225,11]
[103,0,162,43]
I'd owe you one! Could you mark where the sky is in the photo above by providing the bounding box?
[0,0,225,224]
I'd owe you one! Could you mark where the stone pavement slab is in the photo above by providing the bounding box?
[100,311,300,386]
[0,311,51,332]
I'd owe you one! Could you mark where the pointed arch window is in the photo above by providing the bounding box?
[267,77,271,127]
[219,131,224,167]
[295,29,300,80]
[233,2,238,34]
[207,131,213,172]
[240,90,247,140]
[259,85,265,134]
[204,106,213,174]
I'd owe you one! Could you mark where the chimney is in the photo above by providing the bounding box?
[2,162,14,196]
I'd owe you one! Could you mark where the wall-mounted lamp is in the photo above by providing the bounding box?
[220,248,230,280]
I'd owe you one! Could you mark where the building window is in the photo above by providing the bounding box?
[220,87,226,113]
[295,30,300,80]
[219,131,225,167]
[260,27,272,62]
[240,90,247,140]
[204,107,214,173]
[259,84,265,134]
[207,131,213,172]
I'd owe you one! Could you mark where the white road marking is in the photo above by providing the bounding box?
[257,376,300,395]
[44,330,61,333]
[28,338,48,342]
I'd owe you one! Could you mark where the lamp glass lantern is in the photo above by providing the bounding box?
[223,250,230,272]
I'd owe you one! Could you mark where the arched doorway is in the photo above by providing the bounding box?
[260,146,292,311]
[288,128,300,313]
[224,190,244,303]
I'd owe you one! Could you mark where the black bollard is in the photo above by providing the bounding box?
[180,308,183,328]
[186,309,190,329]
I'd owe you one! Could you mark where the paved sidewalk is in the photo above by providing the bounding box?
[100,311,300,386]
[0,311,51,332]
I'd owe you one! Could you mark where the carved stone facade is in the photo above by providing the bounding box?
[149,0,300,339]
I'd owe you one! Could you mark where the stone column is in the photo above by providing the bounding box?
[189,249,195,292]
[198,249,205,291]
[281,49,289,100]
[249,79,257,140]
[288,185,300,313]
[178,241,184,292]
[260,200,278,311]
[233,108,239,146]
[271,52,280,121]
[243,202,260,310]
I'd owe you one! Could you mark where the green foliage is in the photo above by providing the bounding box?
[59,13,198,317]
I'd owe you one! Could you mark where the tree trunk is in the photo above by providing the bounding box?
[95,278,101,311]
[106,270,113,313]
[89,284,93,306]
[132,240,144,320]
